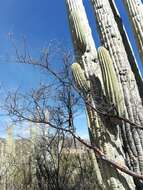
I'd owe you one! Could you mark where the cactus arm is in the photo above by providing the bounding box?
[66,0,97,57]
[98,47,124,116]
[122,0,143,65]
[71,62,90,94]
[66,0,102,79]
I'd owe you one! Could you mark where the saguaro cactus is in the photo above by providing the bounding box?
[123,0,143,65]
[6,125,15,155]
[91,1,143,185]
[67,0,136,189]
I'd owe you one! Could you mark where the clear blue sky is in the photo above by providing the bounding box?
[0,0,142,138]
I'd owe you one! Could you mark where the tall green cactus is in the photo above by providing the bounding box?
[65,0,142,189]
[91,0,143,187]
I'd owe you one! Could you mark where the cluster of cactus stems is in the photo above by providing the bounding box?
[65,0,143,189]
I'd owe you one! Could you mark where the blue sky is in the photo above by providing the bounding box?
[0,0,143,138]
[0,0,71,90]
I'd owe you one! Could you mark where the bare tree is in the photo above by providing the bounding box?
[1,41,143,190]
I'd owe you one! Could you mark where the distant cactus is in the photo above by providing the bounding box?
[6,125,15,155]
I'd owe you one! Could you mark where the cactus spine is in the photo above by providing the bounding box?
[123,0,143,65]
